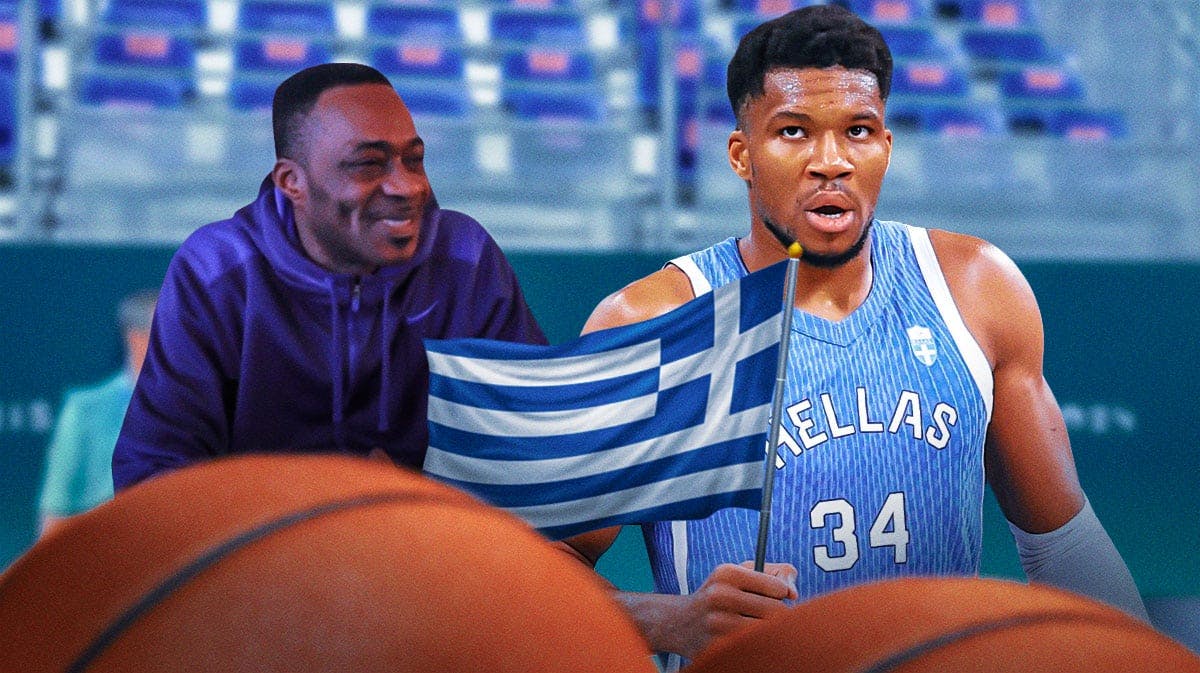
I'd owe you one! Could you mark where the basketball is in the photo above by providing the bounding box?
[688,576,1200,672]
[0,454,656,673]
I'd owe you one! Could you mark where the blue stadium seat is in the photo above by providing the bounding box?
[78,72,191,108]
[890,60,970,98]
[1047,107,1128,141]
[703,52,733,124]
[877,25,951,59]
[848,0,929,25]
[365,6,464,83]
[394,83,471,118]
[0,1,19,72]
[0,69,14,166]
[233,36,331,73]
[102,0,206,29]
[997,65,1084,102]
[635,33,702,110]
[1006,106,1130,141]
[490,0,578,9]
[238,0,335,35]
[634,0,701,32]
[227,76,275,112]
[372,43,465,80]
[489,9,587,46]
[93,32,196,69]
[500,47,596,84]
[947,0,1035,27]
[730,0,821,20]
[921,103,1005,136]
[365,5,461,43]
[503,88,604,122]
[887,100,1005,136]
[960,27,1058,64]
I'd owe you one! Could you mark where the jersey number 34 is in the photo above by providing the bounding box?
[810,492,909,572]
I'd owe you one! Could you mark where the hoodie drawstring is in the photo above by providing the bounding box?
[329,280,346,448]
[378,281,393,433]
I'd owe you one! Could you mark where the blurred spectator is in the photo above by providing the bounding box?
[37,289,158,536]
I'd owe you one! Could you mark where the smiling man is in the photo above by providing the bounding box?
[113,63,545,489]
[560,6,1146,668]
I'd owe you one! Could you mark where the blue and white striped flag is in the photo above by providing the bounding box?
[422,261,788,540]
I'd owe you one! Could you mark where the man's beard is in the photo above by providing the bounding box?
[763,215,873,269]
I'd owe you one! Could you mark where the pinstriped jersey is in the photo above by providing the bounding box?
[645,220,993,611]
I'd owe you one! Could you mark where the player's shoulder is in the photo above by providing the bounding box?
[925,228,1032,297]
[924,227,1041,363]
[582,265,696,334]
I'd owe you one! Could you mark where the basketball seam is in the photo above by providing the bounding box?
[858,610,1133,673]
[68,490,458,672]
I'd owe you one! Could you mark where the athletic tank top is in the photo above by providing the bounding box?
[646,221,993,612]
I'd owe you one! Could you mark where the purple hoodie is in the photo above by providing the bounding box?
[113,179,546,490]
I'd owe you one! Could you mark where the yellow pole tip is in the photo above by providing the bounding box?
[787,242,803,258]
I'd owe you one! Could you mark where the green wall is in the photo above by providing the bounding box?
[1,245,1196,602]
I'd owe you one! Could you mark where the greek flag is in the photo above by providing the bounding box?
[423,261,787,540]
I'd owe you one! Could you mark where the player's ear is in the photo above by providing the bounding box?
[728,128,751,183]
[272,158,306,204]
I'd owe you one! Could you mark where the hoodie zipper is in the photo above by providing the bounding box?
[351,279,362,312]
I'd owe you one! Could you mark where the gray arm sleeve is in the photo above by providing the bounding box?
[1008,496,1149,622]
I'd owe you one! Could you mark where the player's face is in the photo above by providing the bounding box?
[288,84,432,275]
[729,66,892,266]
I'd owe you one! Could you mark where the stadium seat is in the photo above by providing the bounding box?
[634,0,701,32]
[997,65,1084,102]
[729,0,821,20]
[847,0,929,25]
[996,64,1085,133]
[489,9,587,46]
[887,100,1005,136]
[1046,107,1128,141]
[364,5,465,87]
[876,25,951,59]
[78,72,191,108]
[394,83,471,119]
[946,0,1035,27]
[101,0,206,29]
[702,52,733,124]
[233,36,331,74]
[0,1,18,72]
[960,27,1057,64]
[921,103,1006,136]
[635,32,702,111]
[890,60,970,98]
[500,47,596,84]
[238,0,335,35]
[489,0,577,8]
[503,88,604,122]
[93,32,196,70]
[227,76,275,112]
[372,43,465,80]
[365,4,462,43]
[0,69,14,166]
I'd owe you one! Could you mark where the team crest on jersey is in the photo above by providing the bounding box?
[906,326,937,366]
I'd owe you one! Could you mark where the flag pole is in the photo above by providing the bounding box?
[754,242,802,572]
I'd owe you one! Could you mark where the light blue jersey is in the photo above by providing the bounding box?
[646,221,993,613]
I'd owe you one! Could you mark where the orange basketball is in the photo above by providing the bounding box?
[688,576,1200,673]
[0,454,656,673]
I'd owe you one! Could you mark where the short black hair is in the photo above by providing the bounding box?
[272,62,393,160]
[727,5,893,126]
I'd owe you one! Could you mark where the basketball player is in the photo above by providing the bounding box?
[559,5,1148,666]
[113,63,545,489]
